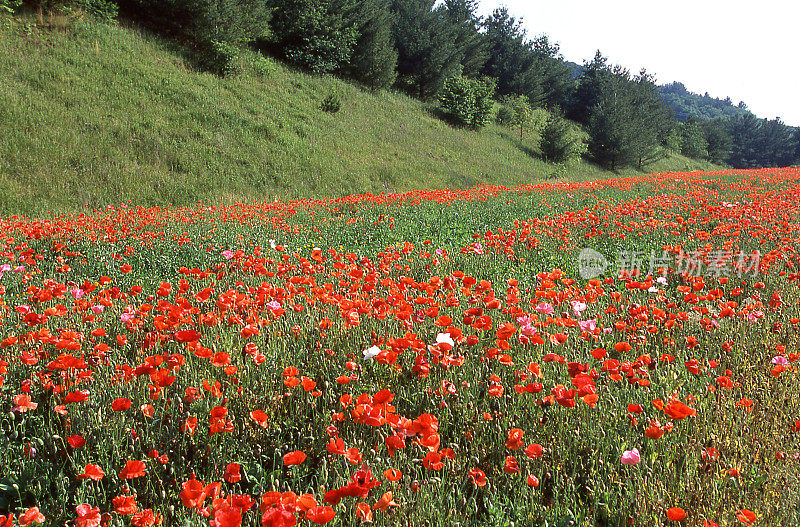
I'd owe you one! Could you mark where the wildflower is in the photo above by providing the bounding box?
[621,448,641,465]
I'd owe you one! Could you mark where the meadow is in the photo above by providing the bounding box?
[0,15,721,217]
[1,167,799,526]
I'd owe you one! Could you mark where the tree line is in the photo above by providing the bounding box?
[5,0,799,170]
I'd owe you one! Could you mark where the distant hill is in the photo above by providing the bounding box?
[658,82,750,122]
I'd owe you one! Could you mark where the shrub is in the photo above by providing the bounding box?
[321,93,341,113]
[196,39,239,76]
[439,76,495,130]
[495,105,515,127]
[540,113,587,164]
[244,53,275,79]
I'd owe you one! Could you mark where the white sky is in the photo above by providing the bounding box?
[474,0,800,126]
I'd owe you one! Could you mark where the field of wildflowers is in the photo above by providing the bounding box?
[1,167,799,526]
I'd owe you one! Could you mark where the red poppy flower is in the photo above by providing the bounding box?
[19,507,45,526]
[356,503,372,522]
[112,495,138,515]
[666,507,686,521]
[524,443,544,459]
[505,428,524,450]
[283,451,306,466]
[131,509,160,527]
[468,468,487,487]
[736,509,757,525]
[175,329,200,343]
[180,478,207,509]
[119,460,146,479]
[224,463,242,483]
[305,506,335,524]
[250,410,269,428]
[663,400,697,420]
[67,435,86,449]
[75,504,101,527]
[373,491,398,511]
[77,464,105,481]
[383,468,402,482]
[503,455,520,474]
[112,398,132,412]
[423,451,443,470]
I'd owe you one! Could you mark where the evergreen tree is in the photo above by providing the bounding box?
[587,67,637,170]
[758,118,796,167]
[567,50,610,124]
[391,0,462,99]
[529,35,572,109]
[442,0,488,77]
[346,0,397,90]
[628,69,671,168]
[269,0,359,73]
[540,112,585,164]
[726,113,763,168]
[795,128,800,165]
[480,8,540,102]
[702,118,733,164]
[680,117,709,160]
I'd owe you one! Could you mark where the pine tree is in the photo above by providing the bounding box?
[346,0,397,90]
[529,35,572,109]
[680,118,709,160]
[480,7,538,100]
[442,0,488,77]
[390,0,461,99]
[758,118,796,167]
[628,70,671,168]
[567,50,609,124]
[726,113,763,168]
[702,118,733,164]
[269,0,359,73]
[587,68,637,170]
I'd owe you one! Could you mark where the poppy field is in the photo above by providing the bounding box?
[1,167,800,526]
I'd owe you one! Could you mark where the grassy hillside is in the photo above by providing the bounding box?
[0,15,721,216]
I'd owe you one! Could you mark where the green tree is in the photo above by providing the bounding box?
[702,118,732,164]
[587,68,636,170]
[726,113,763,168]
[480,8,540,102]
[679,118,709,160]
[587,66,671,170]
[529,35,573,109]
[628,69,672,168]
[540,112,585,164]
[567,50,610,125]
[345,0,397,89]
[391,0,462,99]
[269,0,359,73]
[497,94,533,140]
[795,128,800,165]
[442,0,488,77]
[758,117,796,167]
